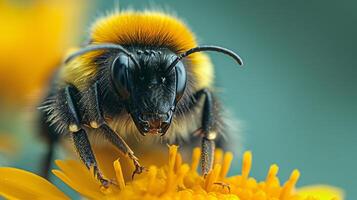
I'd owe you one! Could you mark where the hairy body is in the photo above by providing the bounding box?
[39,10,242,185]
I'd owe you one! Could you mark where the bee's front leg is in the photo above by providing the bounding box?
[86,82,145,179]
[62,85,111,187]
[98,124,146,179]
[194,89,219,176]
[72,129,112,187]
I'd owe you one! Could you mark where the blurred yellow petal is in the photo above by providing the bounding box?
[297,185,344,200]
[0,0,85,104]
[0,167,69,199]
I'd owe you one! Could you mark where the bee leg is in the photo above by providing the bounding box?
[201,137,215,176]
[194,89,218,176]
[88,82,145,179]
[72,130,110,187]
[64,85,110,187]
[99,124,146,179]
[39,111,59,179]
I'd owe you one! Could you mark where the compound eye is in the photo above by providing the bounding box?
[175,61,187,102]
[111,54,131,99]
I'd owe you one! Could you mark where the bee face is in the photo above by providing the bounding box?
[111,48,185,136]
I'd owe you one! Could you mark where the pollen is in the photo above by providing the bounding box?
[90,121,100,129]
[68,124,79,132]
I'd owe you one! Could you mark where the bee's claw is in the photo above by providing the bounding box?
[99,178,110,188]
[109,179,118,186]
[214,182,231,193]
[129,153,147,179]
[203,172,209,178]
[131,165,146,180]
[92,166,117,188]
[99,177,118,188]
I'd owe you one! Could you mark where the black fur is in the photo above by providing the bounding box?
[38,46,226,183]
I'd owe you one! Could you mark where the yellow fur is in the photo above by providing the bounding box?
[61,10,214,90]
[189,53,214,91]
[60,51,101,90]
[91,11,197,52]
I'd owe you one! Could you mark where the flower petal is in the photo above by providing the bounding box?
[52,170,104,199]
[0,167,69,199]
[53,160,104,199]
[297,185,344,200]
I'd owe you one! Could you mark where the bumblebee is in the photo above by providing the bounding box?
[39,10,242,186]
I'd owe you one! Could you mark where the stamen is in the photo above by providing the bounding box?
[205,164,221,192]
[214,148,223,166]
[168,145,178,172]
[176,164,189,189]
[113,159,125,190]
[48,146,332,200]
[174,152,182,173]
[241,151,252,180]
[166,145,179,192]
[147,166,158,194]
[190,147,201,172]
[220,152,233,179]
[266,164,279,186]
[280,169,300,199]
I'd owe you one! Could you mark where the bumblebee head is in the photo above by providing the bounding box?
[65,44,242,136]
[111,48,186,136]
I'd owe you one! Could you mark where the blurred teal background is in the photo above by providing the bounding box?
[0,0,356,199]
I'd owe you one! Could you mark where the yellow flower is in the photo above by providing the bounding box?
[0,146,343,200]
[0,0,84,104]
